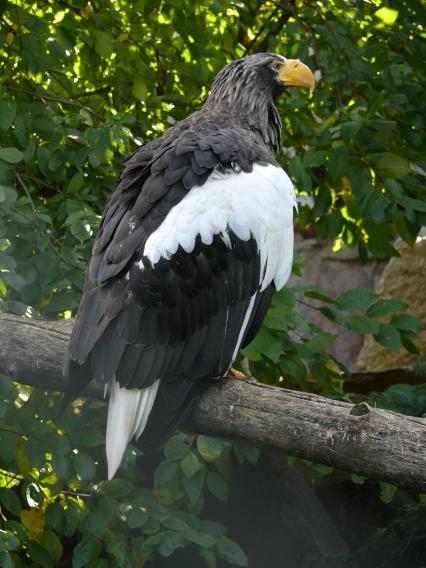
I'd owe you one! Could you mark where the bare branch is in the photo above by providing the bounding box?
[0,313,424,492]
[5,85,105,122]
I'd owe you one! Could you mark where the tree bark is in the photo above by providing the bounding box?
[0,313,425,492]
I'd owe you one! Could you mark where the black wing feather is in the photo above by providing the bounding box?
[65,107,277,447]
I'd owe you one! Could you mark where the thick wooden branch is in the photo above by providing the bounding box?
[0,313,425,492]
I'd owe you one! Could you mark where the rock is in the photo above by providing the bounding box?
[291,238,387,370]
[356,238,426,371]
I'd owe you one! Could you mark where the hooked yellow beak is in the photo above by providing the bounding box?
[279,59,315,92]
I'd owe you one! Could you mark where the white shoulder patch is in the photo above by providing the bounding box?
[144,163,295,291]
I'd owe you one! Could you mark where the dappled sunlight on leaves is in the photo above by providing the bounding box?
[0,0,424,565]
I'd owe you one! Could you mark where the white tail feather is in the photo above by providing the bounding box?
[106,377,160,480]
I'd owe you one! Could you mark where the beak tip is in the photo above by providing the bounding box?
[280,59,316,93]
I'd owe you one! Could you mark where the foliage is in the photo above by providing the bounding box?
[0,372,256,567]
[370,383,426,417]
[0,0,424,566]
[242,284,421,394]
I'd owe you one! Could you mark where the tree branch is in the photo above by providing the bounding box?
[5,85,105,122]
[0,313,424,492]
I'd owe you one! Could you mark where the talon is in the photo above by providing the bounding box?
[229,368,247,379]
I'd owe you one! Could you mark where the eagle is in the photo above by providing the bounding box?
[64,53,315,479]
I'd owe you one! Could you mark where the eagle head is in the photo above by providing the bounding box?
[206,53,315,153]
[207,52,315,107]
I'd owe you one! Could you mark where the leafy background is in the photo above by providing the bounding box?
[0,0,425,566]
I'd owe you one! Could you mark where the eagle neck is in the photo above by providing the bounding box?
[205,94,282,155]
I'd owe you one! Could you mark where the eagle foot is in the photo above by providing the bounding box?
[228,367,248,380]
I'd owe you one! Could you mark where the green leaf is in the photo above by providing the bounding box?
[241,445,261,465]
[0,100,17,131]
[0,488,22,516]
[182,468,205,505]
[380,482,398,504]
[107,535,128,567]
[60,507,77,538]
[303,149,327,167]
[340,121,362,140]
[366,152,409,179]
[217,536,248,567]
[401,336,420,355]
[158,532,184,557]
[72,537,98,568]
[140,532,163,551]
[0,530,20,551]
[197,436,224,463]
[66,172,85,193]
[304,290,336,304]
[375,7,398,25]
[26,440,46,469]
[45,503,64,531]
[94,30,114,58]
[27,540,53,566]
[273,288,296,308]
[44,290,81,313]
[2,271,27,292]
[345,315,379,334]
[187,529,216,548]
[132,78,149,100]
[0,374,16,398]
[0,433,17,465]
[0,185,17,204]
[280,356,307,383]
[0,255,17,271]
[52,454,71,481]
[0,552,14,568]
[336,288,378,311]
[164,433,192,460]
[242,328,282,363]
[304,332,335,353]
[73,452,96,481]
[100,478,135,498]
[391,314,422,331]
[87,560,110,568]
[374,324,401,351]
[161,516,189,531]
[199,547,217,568]
[207,472,228,503]
[0,147,24,163]
[3,520,27,544]
[154,460,179,487]
[367,299,407,317]
[351,474,367,485]
[181,451,200,478]
[75,429,105,447]
[126,506,149,529]
[84,513,106,537]
[402,196,426,213]
[40,530,63,564]
[69,220,94,242]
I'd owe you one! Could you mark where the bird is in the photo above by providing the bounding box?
[64,52,315,480]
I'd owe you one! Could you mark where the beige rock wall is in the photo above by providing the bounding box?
[356,238,426,371]
[291,238,387,369]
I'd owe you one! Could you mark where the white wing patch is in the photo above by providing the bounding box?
[106,164,295,479]
[231,292,257,363]
[144,163,296,292]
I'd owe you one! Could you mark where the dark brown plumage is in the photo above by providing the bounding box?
[64,53,314,478]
